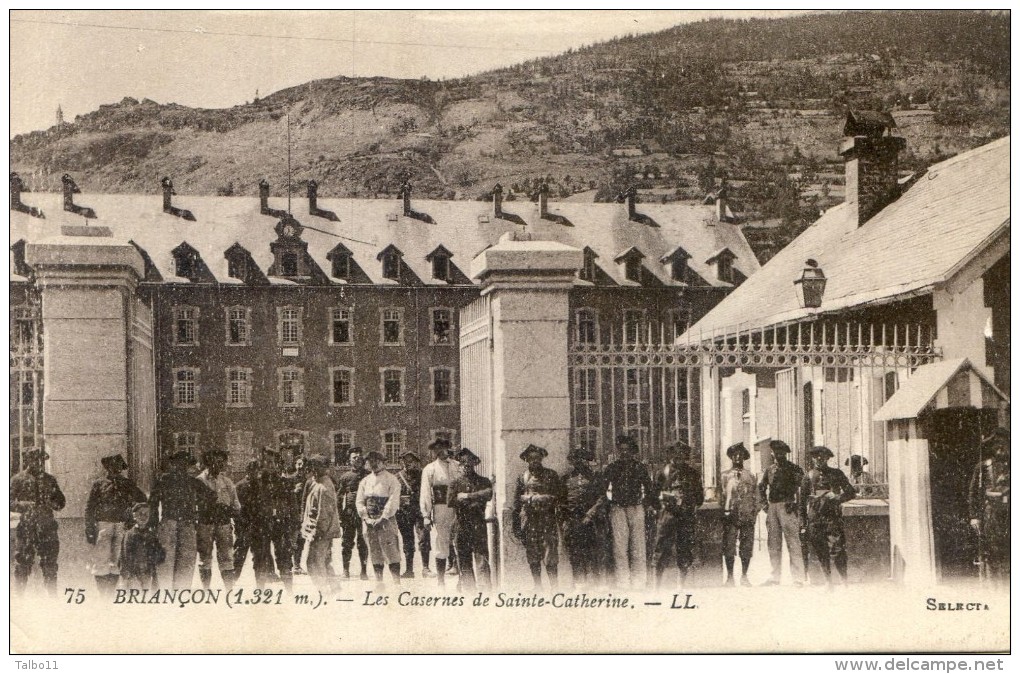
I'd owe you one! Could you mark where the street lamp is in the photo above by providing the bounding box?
[795,259,827,309]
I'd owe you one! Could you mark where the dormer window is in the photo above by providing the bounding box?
[281,252,299,277]
[580,247,598,282]
[426,245,453,283]
[614,247,645,284]
[378,244,404,282]
[660,247,692,283]
[705,247,737,284]
[228,256,246,280]
[327,243,353,281]
[171,242,202,282]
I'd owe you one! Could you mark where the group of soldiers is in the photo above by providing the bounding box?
[8,426,1011,595]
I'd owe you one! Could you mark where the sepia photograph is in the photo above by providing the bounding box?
[7,8,1011,659]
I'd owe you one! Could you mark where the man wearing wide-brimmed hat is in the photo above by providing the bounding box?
[356,450,403,586]
[801,446,857,586]
[562,446,608,588]
[10,447,66,596]
[85,453,146,596]
[652,441,704,589]
[758,439,805,586]
[395,451,431,578]
[196,448,240,590]
[969,427,1010,584]
[602,435,656,589]
[420,437,457,586]
[448,448,493,590]
[720,442,758,587]
[512,444,564,589]
[150,448,204,589]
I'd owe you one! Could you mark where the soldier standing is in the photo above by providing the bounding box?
[150,449,205,589]
[420,438,457,586]
[196,449,240,590]
[10,448,66,596]
[288,456,310,574]
[969,427,1010,585]
[562,447,608,588]
[758,440,806,586]
[301,455,340,594]
[255,448,295,591]
[512,444,563,590]
[85,453,146,596]
[448,448,493,590]
[395,451,431,578]
[652,442,704,588]
[120,502,165,590]
[801,446,857,586]
[602,435,656,589]
[356,451,403,586]
[336,447,369,580]
[720,442,758,587]
[231,458,262,584]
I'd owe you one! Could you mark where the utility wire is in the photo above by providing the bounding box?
[11,17,560,54]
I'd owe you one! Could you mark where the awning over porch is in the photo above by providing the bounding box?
[874,358,1009,421]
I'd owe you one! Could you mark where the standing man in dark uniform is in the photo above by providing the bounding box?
[336,447,369,580]
[652,442,704,588]
[562,446,608,588]
[720,442,758,587]
[256,448,295,592]
[287,456,310,575]
[395,451,431,578]
[758,440,806,586]
[85,453,147,596]
[969,427,1010,585]
[10,448,66,596]
[232,458,262,584]
[512,444,564,589]
[448,448,493,590]
[150,449,206,589]
[602,435,657,589]
[801,446,857,586]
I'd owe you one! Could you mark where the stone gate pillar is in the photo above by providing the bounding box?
[465,233,582,587]
[24,235,149,519]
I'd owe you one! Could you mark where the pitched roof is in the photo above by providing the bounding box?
[10,192,759,288]
[683,136,1010,338]
[874,358,1008,421]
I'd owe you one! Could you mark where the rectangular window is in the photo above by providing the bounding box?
[624,309,645,345]
[174,432,199,456]
[278,307,303,346]
[576,308,598,345]
[226,367,253,407]
[667,310,689,344]
[432,256,450,281]
[824,367,855,383]
[573,368,601,459]
[332,430,355,465]
[12,314,38,353]
[381,308,403,345]
[381,429,406,463]
[330,308,353,345]
[174,306,199,346]
[431,308,453,345]
[431,428,458,448]
[173,368,199,408]
[225,307,251,346]
[432,367,454,405]
[225,431,253,470]
[332,255,350,280]
[380,368,405,406]
[277,430,307,464]
[623,367,650,450]
[278,368,304,407]
[331,367,354,407]
[382,254,400,281]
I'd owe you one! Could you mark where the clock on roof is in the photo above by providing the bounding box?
[275,216,303,240]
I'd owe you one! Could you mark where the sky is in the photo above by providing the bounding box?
[9,9,810,138]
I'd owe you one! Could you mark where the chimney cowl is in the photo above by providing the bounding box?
[400,181,412,216]
[492,183,503,218]
[538,182,549,217]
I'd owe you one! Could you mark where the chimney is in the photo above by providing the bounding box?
[61,173,80,212]
[492,183,503,218]
[161,176,175,213]
[259,178,271,214]
[307,180,318,212]
[715,181,729,222]
[538,182,549,218]
[840,109,906,227]
[400,181,412,216]
[623,186,637,221]
[10,172,24,210]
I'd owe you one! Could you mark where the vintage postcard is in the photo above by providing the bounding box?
[8,9,1011,656]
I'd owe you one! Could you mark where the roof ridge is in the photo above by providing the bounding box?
[924,135,1009,174]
